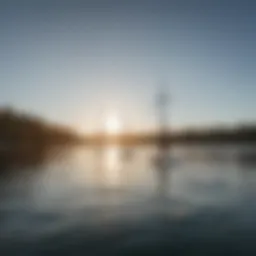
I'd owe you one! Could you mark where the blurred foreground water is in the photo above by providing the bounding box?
[0,144,256,255]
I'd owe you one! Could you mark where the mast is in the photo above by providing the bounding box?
[156,84,170,147]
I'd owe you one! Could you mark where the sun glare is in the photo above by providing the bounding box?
[105,115,121,134]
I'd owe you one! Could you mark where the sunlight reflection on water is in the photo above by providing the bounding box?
[104,146,122,187]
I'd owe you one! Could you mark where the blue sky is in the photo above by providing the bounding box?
[1,0,256,133]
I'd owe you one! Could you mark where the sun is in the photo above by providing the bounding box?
[105,115,121,134]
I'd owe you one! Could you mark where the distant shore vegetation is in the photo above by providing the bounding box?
[0,107,80,149]
[0,107,255,148]
[83,125,256,145]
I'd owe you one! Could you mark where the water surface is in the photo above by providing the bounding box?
[0,145,256,255]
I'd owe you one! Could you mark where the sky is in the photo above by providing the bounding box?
[1,0,256,133]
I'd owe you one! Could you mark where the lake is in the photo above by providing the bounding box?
[0,144,256,255]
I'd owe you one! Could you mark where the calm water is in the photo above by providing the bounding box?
[0,145,256,255]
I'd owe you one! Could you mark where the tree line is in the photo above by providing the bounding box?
[0,107,80,150]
